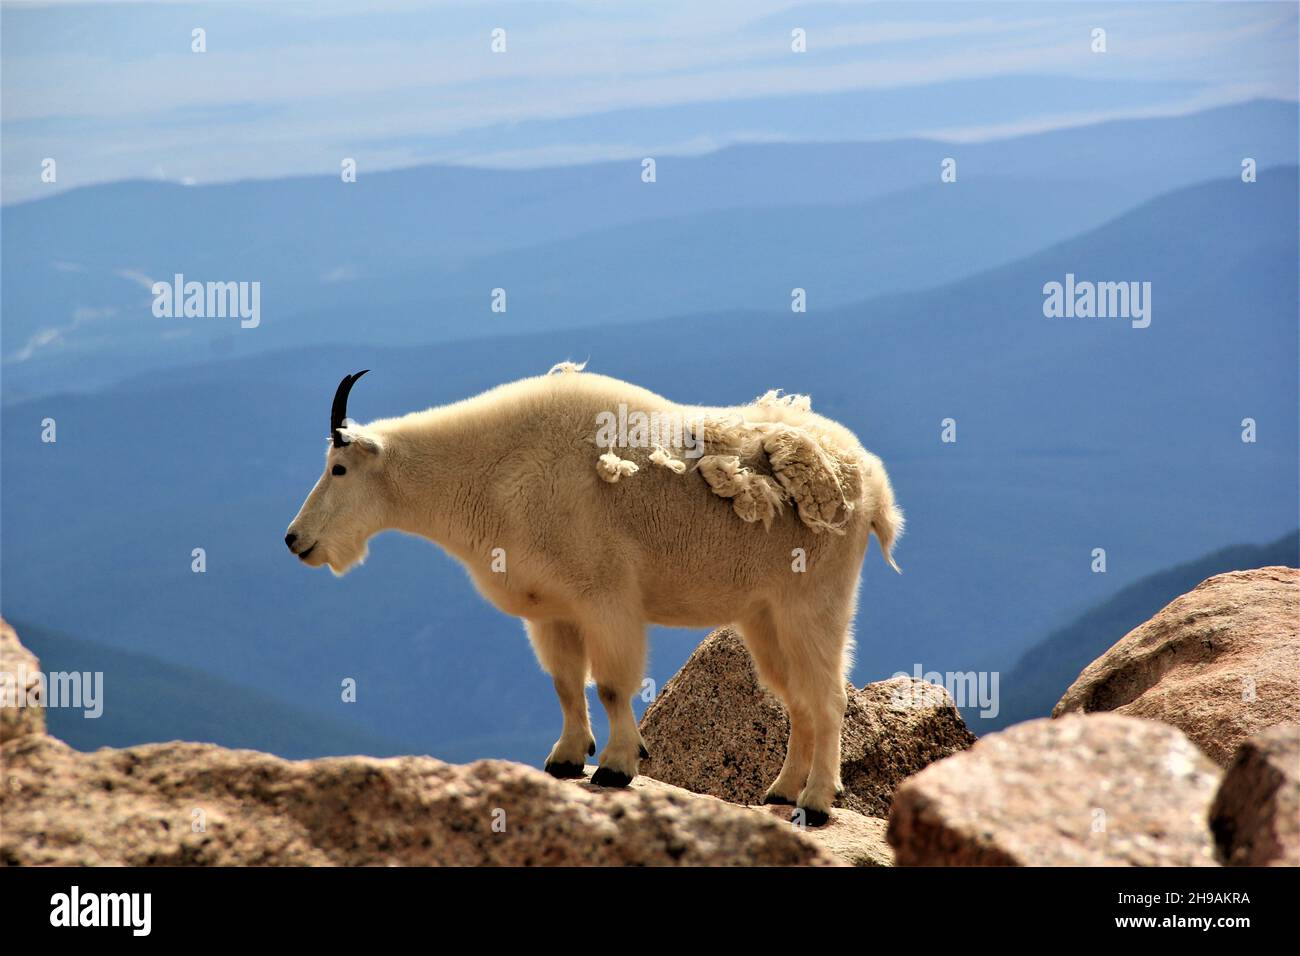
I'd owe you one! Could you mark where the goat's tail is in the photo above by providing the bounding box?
[870,466,904,573]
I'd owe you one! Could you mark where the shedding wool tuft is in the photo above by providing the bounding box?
[762,429,856,534]
[693,403,865,535]
[754,389,812,412]
[697,455,788,528]
[548,359,588,375]
[596,451,639,483]
[648,446,688,475]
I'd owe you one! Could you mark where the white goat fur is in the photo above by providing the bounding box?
[286,365,903,819]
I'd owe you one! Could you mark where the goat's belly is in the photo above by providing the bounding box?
[639,580,756,628]
[473,576,569,620]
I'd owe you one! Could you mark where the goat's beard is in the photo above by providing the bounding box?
[326,539,370,577]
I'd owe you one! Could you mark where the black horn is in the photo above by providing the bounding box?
[330,370,369,446]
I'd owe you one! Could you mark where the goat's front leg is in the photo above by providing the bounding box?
[581,609,648,788]
[526,619,595,778]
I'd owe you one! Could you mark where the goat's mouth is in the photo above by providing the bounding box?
[296,543,318,562]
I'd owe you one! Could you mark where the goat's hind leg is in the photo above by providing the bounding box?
[738,608,814,806]
[526,619,595,778]
[775,603,852,827]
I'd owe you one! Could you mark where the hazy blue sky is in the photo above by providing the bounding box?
[2,1,1297,201]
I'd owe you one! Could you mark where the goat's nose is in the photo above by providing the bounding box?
[285,532,298,550]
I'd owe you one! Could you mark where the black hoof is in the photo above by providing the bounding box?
[544,760,587,779]
[762,792,796,806]
[588,741,596,756]
[590,766,634,788]
[797,806,830,828]
[638,743,650,760]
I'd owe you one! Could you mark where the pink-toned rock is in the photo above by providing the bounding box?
[0,733,842,867]
[0,619,836,867]
[1054,567,1299,766]
[0,617,44,742]
[577,770,892,866]
[640,627,975,817]
[751,803,892,867]
[1210,722,1300,866]
[887,714,1222,866]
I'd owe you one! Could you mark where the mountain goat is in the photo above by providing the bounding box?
[285,364,903,825]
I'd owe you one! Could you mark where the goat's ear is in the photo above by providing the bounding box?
[336,426,383,456]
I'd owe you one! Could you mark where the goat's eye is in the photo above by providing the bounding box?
[332,464,347,476]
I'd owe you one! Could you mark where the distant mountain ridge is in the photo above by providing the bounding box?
[986,532,1300,731]
[10,619,411,758]
[3,99,1294,400]
[2,165,1295,763]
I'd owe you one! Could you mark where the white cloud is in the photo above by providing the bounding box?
[115,269,158,290]
[6,304,118,363]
